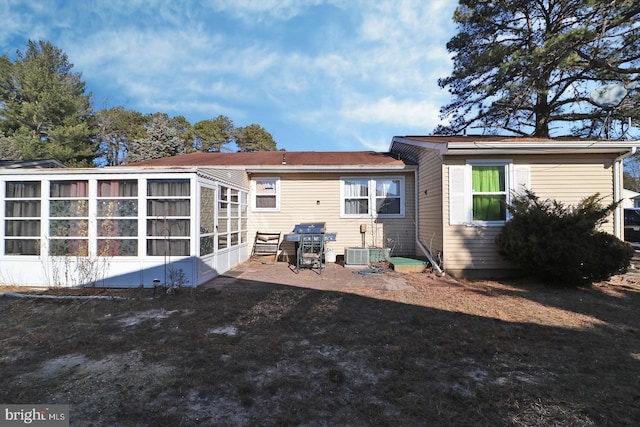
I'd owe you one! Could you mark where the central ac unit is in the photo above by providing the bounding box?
[345,247,369,266]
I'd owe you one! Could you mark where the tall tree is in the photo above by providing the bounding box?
[169,115,192,151]
[235,124,277,152]
[125,113,186,163]
[437,1,640,138]
[95,107,146,166]
[0,40,97,165]
[189,115,235,152]
[0,131,21,159]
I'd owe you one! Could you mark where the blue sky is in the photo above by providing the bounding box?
[1,0,457,152]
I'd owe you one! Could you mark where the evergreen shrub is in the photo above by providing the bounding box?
[495,190,633,285]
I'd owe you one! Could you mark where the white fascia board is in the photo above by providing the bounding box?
[0,166,201,176]
[443,140,640,155]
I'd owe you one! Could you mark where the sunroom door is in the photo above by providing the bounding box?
[198,185,217,283]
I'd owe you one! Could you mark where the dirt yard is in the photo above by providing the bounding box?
[1,264,640,426]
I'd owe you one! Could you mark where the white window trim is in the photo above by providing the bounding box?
[449,161,530,227]
[251,177,280,212]
[340,176,405,219]
[95,178,140,258]
[144,178,192,257]
[48,179,91,257]
[2,179,42,257]
[198,183,216,257]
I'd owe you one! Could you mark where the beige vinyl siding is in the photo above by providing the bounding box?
[248,172,416,261]
[198,167,250,188]
[525,154,615,234]
[417,149,444,256]
[443,153,617,276]
[528,157,615,232]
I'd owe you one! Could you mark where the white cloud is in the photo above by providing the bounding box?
[358,0,455,43]
[1,0,459,151]
[355,134,394,152]
[207,0,333,22]
[1,1,52,50]
[341,96,441,128]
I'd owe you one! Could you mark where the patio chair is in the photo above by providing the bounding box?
[296,233,324,274]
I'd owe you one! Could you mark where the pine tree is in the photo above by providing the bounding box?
[125,113,186,163]
[236,124,277,152]
[95,107,146,166]
[438,1,640,138]
[0,40,97,166]
[188,115,235,152]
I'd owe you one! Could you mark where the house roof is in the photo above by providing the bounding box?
[391,135,640,156]
[126,151,414,172]
[0,159,66,168]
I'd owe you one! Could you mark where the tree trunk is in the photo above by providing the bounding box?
[533,89,551,138]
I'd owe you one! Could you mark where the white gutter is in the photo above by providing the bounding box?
[445,141,638,150]
[413,168,444,276]
[614,146,637,237]
[0,166,204,176]
[392,136,640,156]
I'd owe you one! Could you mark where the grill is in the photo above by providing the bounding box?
[284,223,337,241]
[284,223,337,274]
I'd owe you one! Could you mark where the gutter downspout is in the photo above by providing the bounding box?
[614,146,637,238]
[414,168,444,276]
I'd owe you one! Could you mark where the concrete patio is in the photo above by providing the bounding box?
[202,259,461,292]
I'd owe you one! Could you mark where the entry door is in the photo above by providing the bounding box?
[198,185,216,283]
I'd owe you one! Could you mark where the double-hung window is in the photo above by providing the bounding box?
[341,177,404,218]
[343,178,369,215]
[471,165,507,222]
[252,178,279,211]
[376,179,402,215]
[449,161,529,226]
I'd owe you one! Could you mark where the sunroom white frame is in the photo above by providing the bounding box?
[0,167,250,288]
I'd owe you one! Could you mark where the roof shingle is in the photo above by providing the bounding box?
[125,151,409,167]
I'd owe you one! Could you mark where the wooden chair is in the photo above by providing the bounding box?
[251,231,281,263]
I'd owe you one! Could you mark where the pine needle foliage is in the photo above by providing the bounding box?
[495,190,633,285]
[438,1,640,138]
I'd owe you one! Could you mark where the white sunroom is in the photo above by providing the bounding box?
[0,166,251,288]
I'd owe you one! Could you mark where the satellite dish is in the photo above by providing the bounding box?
[590,84,628,109]
[588,82,634,139]
[589,82,637,139]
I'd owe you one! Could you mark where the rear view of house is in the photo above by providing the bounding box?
[391,135,639,278]
[1,137,637,287]
[0,151,417,287]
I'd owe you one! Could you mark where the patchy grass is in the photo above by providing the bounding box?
[1,273,640,426]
